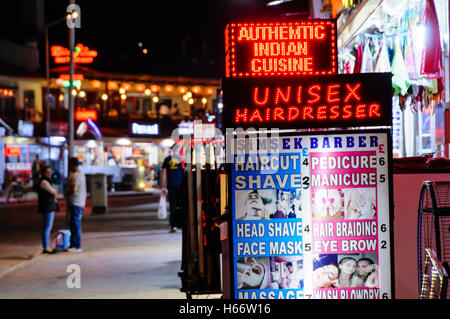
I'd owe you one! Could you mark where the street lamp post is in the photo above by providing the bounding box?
[45,17,67,164]
[66,1,78,229]
[68,0,76,160]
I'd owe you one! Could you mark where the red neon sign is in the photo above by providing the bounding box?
[58,74,84,81]
[222,73,392,129]
[225,20,337,78]
[51,43,98,64]
[75,110,97,121]
[5,146,21,156]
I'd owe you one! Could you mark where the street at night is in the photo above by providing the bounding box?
[0,194,192,298]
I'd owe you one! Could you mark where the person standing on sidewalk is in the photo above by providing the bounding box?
[37,163,58,254]
[161,143,183,233]
[65,157,87,252]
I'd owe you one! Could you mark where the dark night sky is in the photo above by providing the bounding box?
[43,0,309,79]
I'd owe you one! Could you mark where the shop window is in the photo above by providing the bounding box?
[156,99,172,116]
[0,92,17,125]
[418,105,435,155]
[126,100,133,114]
[143,98,151,112]
[24,90,35,109]
[23,90,35,122]
[136,97,144,115]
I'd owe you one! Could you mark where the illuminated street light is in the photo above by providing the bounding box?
[79,91,86,98]
[188,98,194,105]
[101,93,108,101]
[121,94,127,100]
[202,97,207,104]
[119,88,126,94]
[152,96,159,103]
[144,89,151,96]
[72,89,77,96]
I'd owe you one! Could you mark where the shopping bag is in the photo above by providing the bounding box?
[158,193,168,219]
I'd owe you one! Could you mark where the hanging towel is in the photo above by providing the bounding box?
[360,41,374,73]
[391,39,411,96]
[420,0,442,79]
[353,44,363,73]
[374,38,392,73]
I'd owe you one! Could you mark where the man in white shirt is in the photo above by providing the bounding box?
[65,157,87,252]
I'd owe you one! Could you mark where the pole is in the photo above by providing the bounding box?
[45,17,66,164]
[45,26,51,164]
[68,1,75,160]
[67,0,76,229]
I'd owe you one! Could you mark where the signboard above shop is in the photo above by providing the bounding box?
[130,122,159,136]
[75,110,97,122]
[225,20,337,78]
[223,73,392,130]
[51,43,98,64]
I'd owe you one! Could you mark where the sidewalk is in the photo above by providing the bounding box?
[0,192,162,280]
[0,202,188,298]
[0,189,161,205]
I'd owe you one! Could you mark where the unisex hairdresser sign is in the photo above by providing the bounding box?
[229,131,393,299]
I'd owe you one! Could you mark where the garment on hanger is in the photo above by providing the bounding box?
[374,37,391,73]
[420,0,442,79]
[353,44,363,73]
[391,39,411,96]
[360,40,374,73]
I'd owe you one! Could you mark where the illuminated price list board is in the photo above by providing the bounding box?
[229,131,394,300]
[225,20,337,78]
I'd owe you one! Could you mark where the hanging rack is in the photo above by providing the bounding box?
[358,31,410,39]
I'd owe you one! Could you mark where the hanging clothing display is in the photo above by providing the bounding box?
[337,0,448,159]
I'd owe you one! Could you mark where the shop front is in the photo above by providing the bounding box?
[74,132,173,193]
[2,135,67,193]
[330,0,450,299]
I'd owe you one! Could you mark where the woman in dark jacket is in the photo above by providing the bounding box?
[38,163,58,254]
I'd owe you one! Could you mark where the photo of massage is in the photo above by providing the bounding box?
[269,256,303,290]
[312,188,376,220]
[235,189,302,220]
[236,255,304,291]
[312,253,379,289]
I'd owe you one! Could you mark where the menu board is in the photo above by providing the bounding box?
[230,130,393,299]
